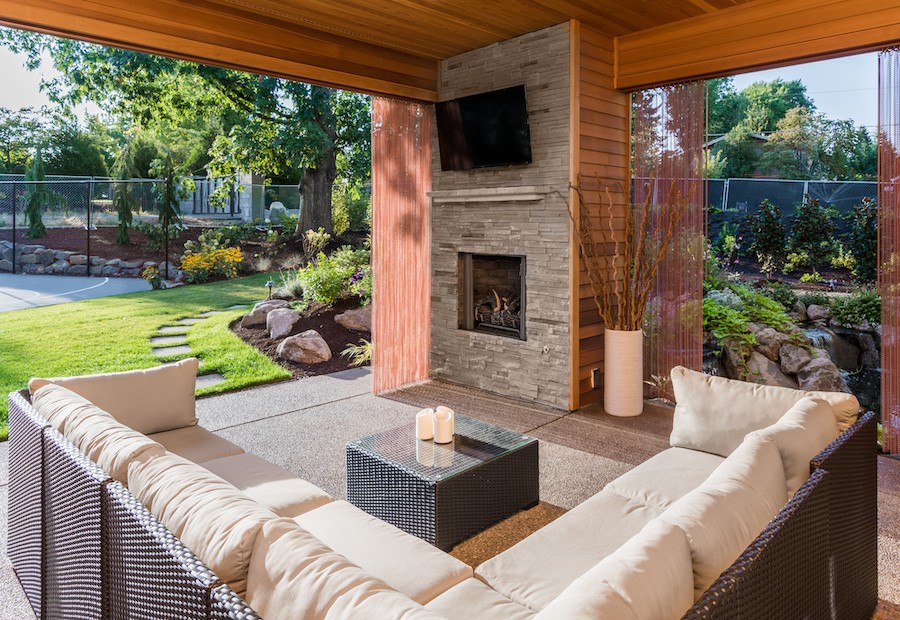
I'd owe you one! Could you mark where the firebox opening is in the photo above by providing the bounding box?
[458,253,526,340]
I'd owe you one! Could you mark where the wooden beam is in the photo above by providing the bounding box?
[0,0,439,101]
[615,0,900,90]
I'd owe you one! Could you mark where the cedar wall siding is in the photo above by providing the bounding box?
[576,26,630,407]
[371,98,433,393]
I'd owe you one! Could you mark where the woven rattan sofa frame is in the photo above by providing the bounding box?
[7,390,261,620]
[7,389,877,619]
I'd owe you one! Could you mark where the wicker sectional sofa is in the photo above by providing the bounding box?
[7,361,877,619]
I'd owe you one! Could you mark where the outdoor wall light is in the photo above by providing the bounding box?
[265,280,275,299]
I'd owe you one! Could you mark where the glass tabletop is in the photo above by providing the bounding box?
[348,415,536,482]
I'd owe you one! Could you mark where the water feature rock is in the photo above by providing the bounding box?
[267,308,300,339]
[797,357,849,392]
[780,343,812,375]
[806,304,830,323]
[755,327,790,362]
[335,306,372,332]
[857,332,880,368]
[746,351,798,389]
[276,329,332,364]
[241,299,289,328]
[790,300,808,322]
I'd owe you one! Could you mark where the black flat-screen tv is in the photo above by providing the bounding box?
[435,85,532,171]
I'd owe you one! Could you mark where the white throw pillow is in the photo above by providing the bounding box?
[29,358,200,435]
[535,519,694,620]
[748,397,840,499]
[669,366,858,457]
[659,435,786,599]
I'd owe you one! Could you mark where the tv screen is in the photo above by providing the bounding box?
[436,85,532,171]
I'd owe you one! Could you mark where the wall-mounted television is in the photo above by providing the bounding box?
[435,85,532,171]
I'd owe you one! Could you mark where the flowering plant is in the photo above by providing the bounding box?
[141,266,166,290]
[180,246,244,284]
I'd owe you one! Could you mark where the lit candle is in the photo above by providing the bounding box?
[416,408,435,440]
[433,406,455,444]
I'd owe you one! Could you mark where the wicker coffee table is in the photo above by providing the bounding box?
[346,415,539,550]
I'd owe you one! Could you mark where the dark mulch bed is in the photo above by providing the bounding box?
[231,297,370,379]
[723,258,860,293]
[0,226,204,265]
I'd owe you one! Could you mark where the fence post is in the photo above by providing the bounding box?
[164,176,170,280]
[11,181,17,274]
[722,178,730,211]
[86,178,92,276]
[803,180,809,199]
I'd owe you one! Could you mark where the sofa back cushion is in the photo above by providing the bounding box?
[659,435,786,599]
[748,397,840,499]
[669,366,858,457]
[29,358,200,435]
[534,520,694,620]
[32,384,164,483]
[245,518,444,620]
[128,451,276,594]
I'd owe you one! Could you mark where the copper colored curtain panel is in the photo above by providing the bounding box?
[631,83,705,400]
[371,98,433,393]
[880,49,900,455]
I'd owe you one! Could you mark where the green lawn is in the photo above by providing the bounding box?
[0,273,292,440]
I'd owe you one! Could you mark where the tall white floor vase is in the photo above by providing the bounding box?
[604,328,644,417]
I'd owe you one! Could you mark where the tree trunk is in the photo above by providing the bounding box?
[297,146,337,235]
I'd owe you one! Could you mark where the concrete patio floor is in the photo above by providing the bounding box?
[1,368,898,617]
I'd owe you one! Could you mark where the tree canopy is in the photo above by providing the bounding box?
[0,27,371,234]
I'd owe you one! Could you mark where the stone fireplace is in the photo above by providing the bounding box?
[459,253,526,340]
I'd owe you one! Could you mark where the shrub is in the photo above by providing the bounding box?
[702,296,756,362]
[348,266,372,306]
[746,199,787,276]
[790,195,835,263]
[830,243,856,271]
[135,220,184,251]
[276,269,305,299]
[182,224,256,257]
[141,266,166,290]
[179,246,244,284]
[847,197,877,282]
[341,339,372,366]
[294,245,370,304]
[302,228,331,264]
[830,288,881,327]
[732,284,793,331]
[798,292,830,307]
[800,272,823,284]
[757,280,797,310]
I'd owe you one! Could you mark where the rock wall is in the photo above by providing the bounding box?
[0,240,160,277]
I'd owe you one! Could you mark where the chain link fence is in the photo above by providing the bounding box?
[0,178,247,278]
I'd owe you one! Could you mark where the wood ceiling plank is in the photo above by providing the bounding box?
[0,0,439,99]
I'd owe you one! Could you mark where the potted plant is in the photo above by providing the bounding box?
[570,180,687,416]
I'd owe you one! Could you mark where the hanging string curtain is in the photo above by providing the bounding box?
[879,48,900,455]
[371,97,432,394]
[631,82,706,400]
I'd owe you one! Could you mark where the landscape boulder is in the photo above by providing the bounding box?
[276,330,332,364]
[745,351,799,389]
[268,202,289,223]
[797,357,849,393]
[241,299,289,328]
[779,343,812,375]
[267,308,300,339]
[335,306,372,333]
[806,304,831,323]
[754,327,790,362]
[790,300,808,322]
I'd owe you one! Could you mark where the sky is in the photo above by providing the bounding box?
[0,42,881,131]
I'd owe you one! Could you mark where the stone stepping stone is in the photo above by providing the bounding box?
[178,317,205,325]
[226,304,248,310]
[158,325,191,334]
[199,310,226,317]
[152,345,192,357]
[195,373,226,389]
[150,335,189,346]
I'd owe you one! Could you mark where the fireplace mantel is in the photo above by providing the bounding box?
[427,186,550,203]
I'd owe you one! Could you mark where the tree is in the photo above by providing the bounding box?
[43,116,110,177]
[739,79,814,133]
[112,139,138,244]
[1,29,371,235]
[746,199,787,276]
[759,107,827,179]
[0,107,43,174]
[24,148,50,238]
[820,119,877,180]
[707,78,747,135]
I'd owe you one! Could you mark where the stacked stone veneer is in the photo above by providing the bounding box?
[430,24,572,409]
[0,240,158,276]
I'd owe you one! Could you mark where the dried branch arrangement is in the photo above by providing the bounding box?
[569,177,688,331]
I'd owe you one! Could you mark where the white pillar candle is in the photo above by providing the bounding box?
[416,408,435,440]
[416,439,434,467]
[433,407,455,444]
[434,440,455,467]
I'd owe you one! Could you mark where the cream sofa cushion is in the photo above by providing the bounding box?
[605,447,724,510]
[535,520,694,620]
[476,488,664,612]
[660,435,787,598]
[32,384,164,483]
[424,578,535,620]
[148,425,244,464]
[245,518,444,620]
[748,397,840,499]
[295,500,472,604]
[128,451,276,594]
[202,453,332,518]
[669,365,858,457]
[29,358,200,435]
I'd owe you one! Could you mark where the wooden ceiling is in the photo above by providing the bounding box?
[1,0,892,100]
